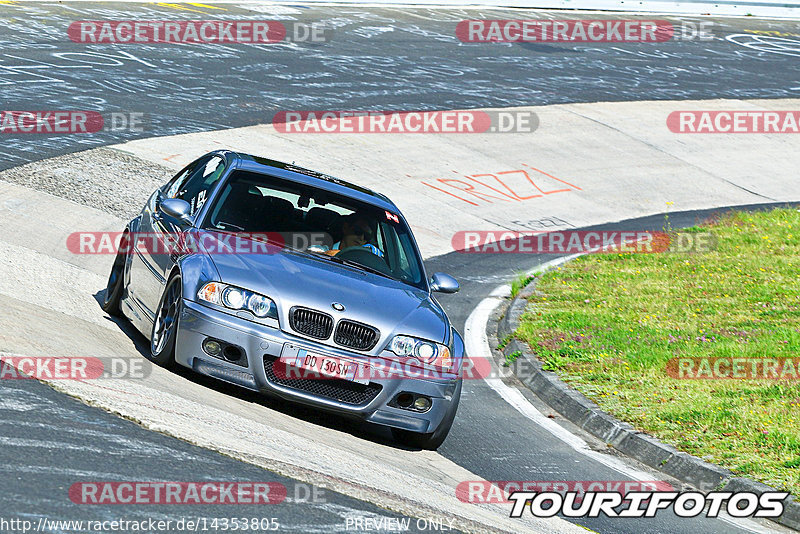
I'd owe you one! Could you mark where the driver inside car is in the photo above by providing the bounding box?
[324,214,384,258]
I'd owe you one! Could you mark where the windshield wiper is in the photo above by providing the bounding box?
[324,254,397,281]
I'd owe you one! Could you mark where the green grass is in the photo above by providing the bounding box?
[515,208,800,494]
[510,272,534,298]
[504,350,522,367]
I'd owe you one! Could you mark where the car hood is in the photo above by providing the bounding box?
[199,233,449,351]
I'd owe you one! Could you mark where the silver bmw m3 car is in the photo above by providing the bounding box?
[102,150,464,449]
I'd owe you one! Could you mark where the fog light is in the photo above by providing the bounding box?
[203,339,222,356]
[414,396,431,412]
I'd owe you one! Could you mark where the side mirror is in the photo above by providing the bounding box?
[159,198,193,224]
[430,272,459,294]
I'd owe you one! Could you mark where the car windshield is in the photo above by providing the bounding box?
[202,170,427,290]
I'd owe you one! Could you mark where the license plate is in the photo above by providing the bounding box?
[280,348,368,385]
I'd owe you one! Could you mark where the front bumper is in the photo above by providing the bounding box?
[176,299,461,433]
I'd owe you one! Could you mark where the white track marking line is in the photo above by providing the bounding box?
[466,295,656,480]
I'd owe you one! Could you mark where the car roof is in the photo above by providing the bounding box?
[224,151,399,213]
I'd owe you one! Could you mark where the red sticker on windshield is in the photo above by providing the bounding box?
[385,211,399,223]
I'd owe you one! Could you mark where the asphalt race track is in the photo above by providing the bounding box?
[1,2,800,533]
[0,377,434,533]
[0,2,799,168]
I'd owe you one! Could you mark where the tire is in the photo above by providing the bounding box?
[101,237,128,316]
[149,273,182,368]
[392,384,461,450]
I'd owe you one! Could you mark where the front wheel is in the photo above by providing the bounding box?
[149,273,182,368]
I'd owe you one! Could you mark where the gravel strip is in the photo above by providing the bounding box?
[0,148,173,220]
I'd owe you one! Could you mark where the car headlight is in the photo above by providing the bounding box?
[247,294,274,318]
[222,287,246,309]
[388,335,453,371]
[197,282,278,320]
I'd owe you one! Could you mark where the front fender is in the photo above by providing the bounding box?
[450,326,466,377]
[176,252,220,304]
